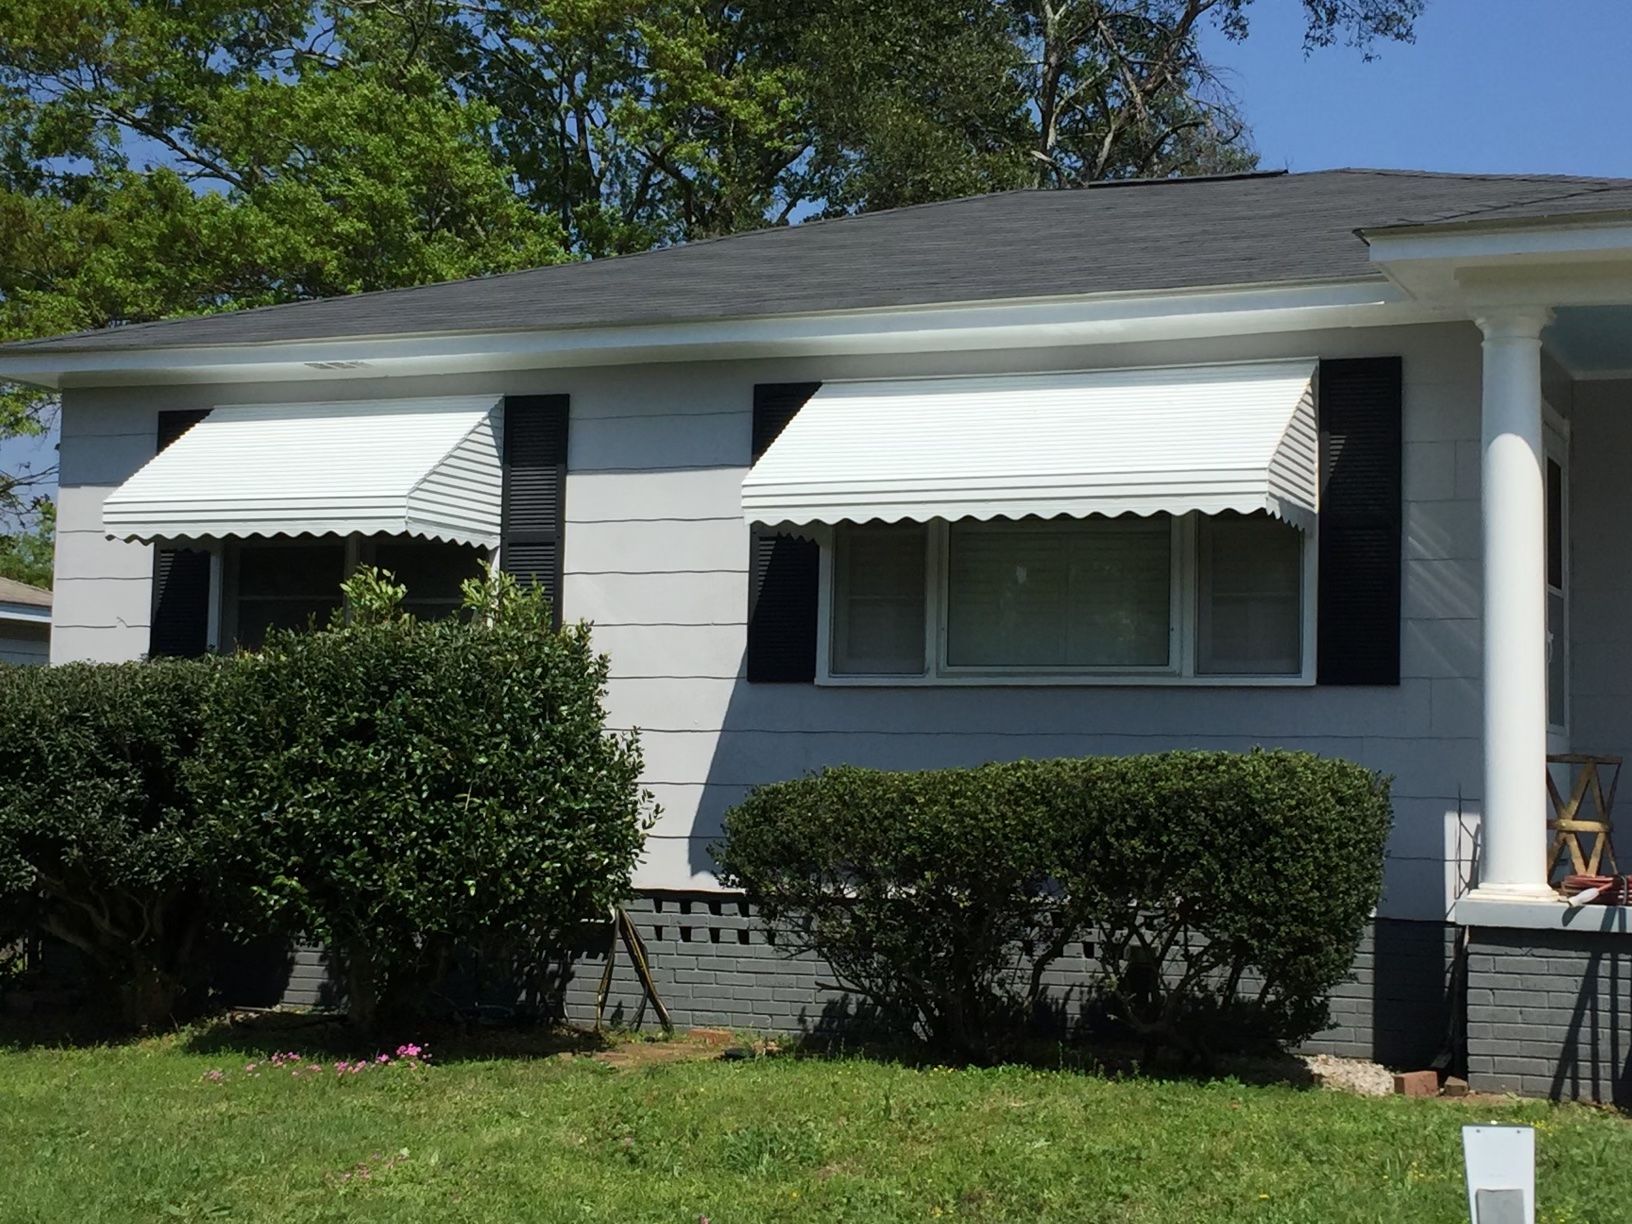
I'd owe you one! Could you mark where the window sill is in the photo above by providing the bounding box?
[816,673,1316,689]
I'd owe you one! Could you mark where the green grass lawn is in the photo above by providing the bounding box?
[0,1025,1628,1223]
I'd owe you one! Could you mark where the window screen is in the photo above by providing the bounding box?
[831,523,927,675]
[234,541,346,649]
[945,517,1171,669]
[371,537,486,620]
[1197,512,1303,676]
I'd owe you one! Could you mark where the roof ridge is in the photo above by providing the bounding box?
[1405,180,1632,226]
[1331,166,1632,186]
[1080,169,1288,189]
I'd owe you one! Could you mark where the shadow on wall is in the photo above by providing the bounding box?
[683,663,1459,1068]
[1554,944,1628,1103]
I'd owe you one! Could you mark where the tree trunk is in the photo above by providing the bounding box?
[119,959,183,1030]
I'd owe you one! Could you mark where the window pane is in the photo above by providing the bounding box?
[237,543,345,599]
[832,523,926,675]
[1197,512,1302,676]
[234,541,346,649]
[946,518,1171,668]
[1548,589,1566,728]
[1547,457,1563,591]
[372,536,487,619]
[236,598,343,649]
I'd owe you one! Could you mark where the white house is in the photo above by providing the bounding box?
[5,167,1632,1098]
[0,577,51,665]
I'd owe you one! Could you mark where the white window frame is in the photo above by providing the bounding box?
[815,513,1318,688]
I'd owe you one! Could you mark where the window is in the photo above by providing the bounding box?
[823,511,1310,684]
[1197,512,1303,676]
[232,541,346,649]
[372,537,483,621]
[224,535,487,649]
[946,518,1171,669]
[831,523,926,675]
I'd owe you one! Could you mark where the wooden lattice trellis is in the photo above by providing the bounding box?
[1546,753,1621,882]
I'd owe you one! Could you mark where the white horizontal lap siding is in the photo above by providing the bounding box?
[54,323,1484,919]
[54,400,160,662]
[573,333,1479,916]
[0,624,49,666]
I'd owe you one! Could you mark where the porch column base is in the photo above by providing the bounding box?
[1462,883,1560,903]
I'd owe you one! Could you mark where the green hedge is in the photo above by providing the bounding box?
[193,568,654,1031]
[716,761,1068,1056]
[0,660,218,1027]
[0,568,654,1032]
[716,751,1392,1061]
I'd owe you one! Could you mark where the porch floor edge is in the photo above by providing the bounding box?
[1453,894,1632,933]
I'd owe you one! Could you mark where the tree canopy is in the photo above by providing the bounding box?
[0,0,1421,543]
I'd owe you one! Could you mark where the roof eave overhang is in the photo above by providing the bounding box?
[0,278,1448,391]
[0,602,51,624]
[1362,217,1632,309]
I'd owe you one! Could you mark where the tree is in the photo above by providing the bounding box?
[0,497,53,589]
[0,0,569,536]
[796,0,1423,211]
[0,0,1422,563]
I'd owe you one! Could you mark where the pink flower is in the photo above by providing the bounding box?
[395,1043,423,1060]
[376,1053,390,1064]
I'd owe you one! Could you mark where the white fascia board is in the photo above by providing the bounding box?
[1365,219,1632,266]
[0,279,1446,391]
[1366,220,1632,308]
[0,603,51,625]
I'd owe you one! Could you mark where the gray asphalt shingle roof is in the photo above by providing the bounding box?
[0,577,50,610]
[6,168,1630,355]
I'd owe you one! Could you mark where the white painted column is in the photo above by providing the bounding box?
[1472,307,1555,900]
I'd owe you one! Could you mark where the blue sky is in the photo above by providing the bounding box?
[8,0,1630,516]
[1199,0,1632,178]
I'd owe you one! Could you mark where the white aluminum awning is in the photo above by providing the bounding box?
[103,395,504,546]
[742,360,1320,532]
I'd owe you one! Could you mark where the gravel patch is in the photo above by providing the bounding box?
[1301,1052,1396,1097]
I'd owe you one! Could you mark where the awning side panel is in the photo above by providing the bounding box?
[407,408,504,544]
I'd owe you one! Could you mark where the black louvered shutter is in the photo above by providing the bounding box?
[1317,357,1403,685]
[746,383,822,682]
[148,410,212,658]
[500,395,569,627]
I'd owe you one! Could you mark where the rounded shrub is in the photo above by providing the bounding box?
[716,750,1391,1062]
[1049,750,1393,1059]
[714,761,1074,1059]
[193,567,655,1031]
[0,659,218,1027]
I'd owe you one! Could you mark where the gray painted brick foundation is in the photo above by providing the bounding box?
[1467,927,1632,1103]
[233,893,1456,1072]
